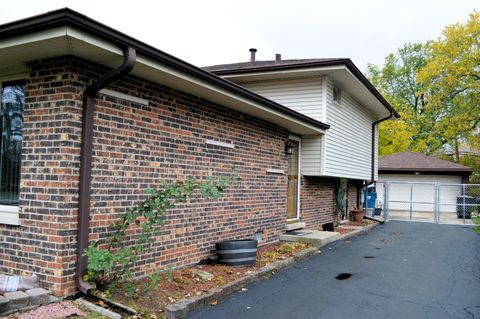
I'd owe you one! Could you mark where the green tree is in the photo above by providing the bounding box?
[368,12,480,181]
[366,43,431,155]
[417,11,480,162]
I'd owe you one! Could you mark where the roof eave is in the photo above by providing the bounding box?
[0,8,329,133]
[379,168,472,175]
[210,59,400,119]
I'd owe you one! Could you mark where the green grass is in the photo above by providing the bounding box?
[473,216,480,234]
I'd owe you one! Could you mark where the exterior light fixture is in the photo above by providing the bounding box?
[285,142,294,155]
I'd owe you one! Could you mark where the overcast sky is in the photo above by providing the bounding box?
[1,0,476,72]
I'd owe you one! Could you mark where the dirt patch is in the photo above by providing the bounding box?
[335,220,373,235]
[111,242,310,316]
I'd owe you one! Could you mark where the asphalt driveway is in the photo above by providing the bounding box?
[188,221,480,319]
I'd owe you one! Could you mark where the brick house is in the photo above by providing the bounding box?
[0,9,398,296]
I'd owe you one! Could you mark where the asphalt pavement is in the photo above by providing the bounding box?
[188,221,480,319]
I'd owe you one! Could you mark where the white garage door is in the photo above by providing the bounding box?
[378,174,462,213]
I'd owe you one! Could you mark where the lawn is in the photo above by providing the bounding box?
[473,216,480,234]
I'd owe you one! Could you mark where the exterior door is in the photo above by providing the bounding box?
[287,139,300,221]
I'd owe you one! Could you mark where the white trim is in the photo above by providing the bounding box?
[66,27,123,55]
[267,168,284,174]
[0,205,20,226]
[223,65,346,80]
[135,55,326,135]
[0,27,67,50]
[0,73,26,83]
[205,139,235,149]
[287,135,302,221]
[99,89,149,106]
[0,26,326,135]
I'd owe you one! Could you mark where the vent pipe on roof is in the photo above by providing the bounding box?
[275,54,281,64]
[250,48,257,62]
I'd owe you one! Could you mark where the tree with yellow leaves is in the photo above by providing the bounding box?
[368,12,480,181]
[417,11,480,162]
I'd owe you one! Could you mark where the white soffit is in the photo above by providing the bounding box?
[0,27,325,135]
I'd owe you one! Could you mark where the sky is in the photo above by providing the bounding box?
[0,0,476,73]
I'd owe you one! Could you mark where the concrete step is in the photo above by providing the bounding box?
[280,230,341,247]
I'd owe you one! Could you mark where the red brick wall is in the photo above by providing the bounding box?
[348,180,361,211]
[0,57,83,295]
[300,177,336,229]
[300,177,360,229]
[0,56,290,296]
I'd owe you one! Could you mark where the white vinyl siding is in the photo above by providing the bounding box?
[301,135,323,175]
[241,78,323,121]
[324,78,376,180]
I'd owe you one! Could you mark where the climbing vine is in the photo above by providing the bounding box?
[83,167,240,294]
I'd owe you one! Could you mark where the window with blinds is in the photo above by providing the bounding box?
[0,82,24,206]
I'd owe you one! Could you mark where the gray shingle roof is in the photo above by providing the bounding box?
[379,151,472,173]
[203,58,340,72]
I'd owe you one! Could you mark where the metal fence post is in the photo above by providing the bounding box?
[462,184,466,225]
[384,181,389,222]
[409,183,413,221]
[435,183,439,223]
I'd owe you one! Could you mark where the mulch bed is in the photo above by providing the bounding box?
[111,242,310,316]
[335,220,374,235]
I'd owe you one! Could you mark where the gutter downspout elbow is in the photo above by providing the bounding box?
[371,111,393,182]
[76,47,136,295]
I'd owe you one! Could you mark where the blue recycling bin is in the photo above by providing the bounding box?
[363,186,377,215]
[366,192,377,209]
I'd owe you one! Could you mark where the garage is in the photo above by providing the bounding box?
[376,151,473,223]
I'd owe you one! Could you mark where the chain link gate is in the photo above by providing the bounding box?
[375,181,480,225]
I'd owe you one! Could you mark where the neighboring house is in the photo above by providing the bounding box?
[377,151,472,213]
[0,9,397,296]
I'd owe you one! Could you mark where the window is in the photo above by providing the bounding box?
[0,81,24,225]
[333,86,342,104]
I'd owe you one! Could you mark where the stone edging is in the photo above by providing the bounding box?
[165,246,319,319]
[0,288,58,316]
[165,221,380,319]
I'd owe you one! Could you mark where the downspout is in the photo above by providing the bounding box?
[361,111,393,212]
[370,111,393,182]
[76,47,136,294]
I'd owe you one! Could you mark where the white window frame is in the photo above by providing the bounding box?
[287,135,302,222]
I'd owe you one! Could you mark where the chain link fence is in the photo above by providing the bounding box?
[373,181,480,225]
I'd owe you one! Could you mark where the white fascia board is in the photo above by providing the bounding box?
[222,65,346,81]
[64,29,325,134]
[65,27,123,55]
[1,26,324,135]
[341,67,390,118]
[135,54,326,135]
[0,27,67,49]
